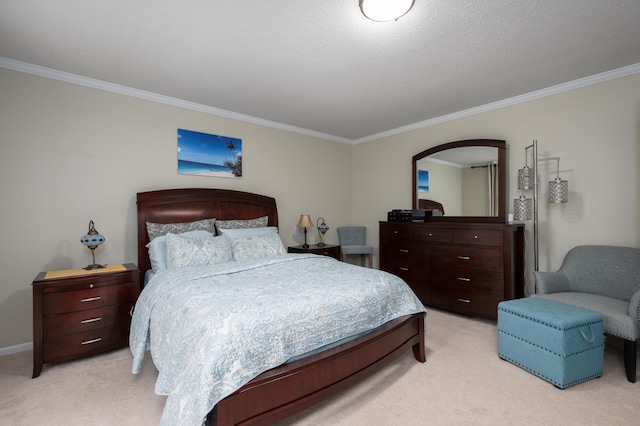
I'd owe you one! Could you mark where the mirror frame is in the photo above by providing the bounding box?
[412,139,506,223]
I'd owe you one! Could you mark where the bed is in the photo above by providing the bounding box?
[131,188,427,426]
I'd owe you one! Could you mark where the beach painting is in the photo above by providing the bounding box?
[418,169,429,192]
[178,129,242,178]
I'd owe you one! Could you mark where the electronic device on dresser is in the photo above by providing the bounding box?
[379,139,525,320]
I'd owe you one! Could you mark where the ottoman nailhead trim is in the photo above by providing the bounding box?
[499,308,602,331]
[499,352,603,388]
[498,330,604,357]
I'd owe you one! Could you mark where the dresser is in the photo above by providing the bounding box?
[31,263,141,377]
[379,222,524,320]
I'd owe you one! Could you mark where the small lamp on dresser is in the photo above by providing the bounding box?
[80,220,106,270]
[296,214,313,248]
[316,217,330,247]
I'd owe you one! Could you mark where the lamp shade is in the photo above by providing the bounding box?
[513,196,533,221]
[317,219,329,234]
[296,214,313,228]
[517,165,534,190]
[359,0,415,22]
[548,177,569,203]
[80,220,105,248]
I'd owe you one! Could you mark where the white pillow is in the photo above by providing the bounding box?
[147,230,214,271]
[166,233,233,269]
[218,226,278,239]
[231,232,286,261]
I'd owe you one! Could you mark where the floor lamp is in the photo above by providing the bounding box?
[513,140,569,271]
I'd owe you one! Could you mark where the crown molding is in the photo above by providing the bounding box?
[0,57,351,144]
[353,62,640,144]
[2,57,639,146]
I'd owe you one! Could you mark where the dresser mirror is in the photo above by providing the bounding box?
[412,139,506,223]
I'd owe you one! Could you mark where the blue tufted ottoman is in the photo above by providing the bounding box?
[497,297,604,388]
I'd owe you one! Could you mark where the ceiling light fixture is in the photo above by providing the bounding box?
[359,0,415,22]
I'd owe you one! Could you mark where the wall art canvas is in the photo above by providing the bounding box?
[178,129,242,178]
[418,169,429,192]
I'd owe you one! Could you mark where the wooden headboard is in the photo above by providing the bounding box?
[136,188,279,274]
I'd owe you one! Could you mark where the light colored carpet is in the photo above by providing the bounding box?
[1,308,638,425]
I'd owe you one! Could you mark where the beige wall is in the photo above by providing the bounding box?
[1,67,639,351]
[353,72,640,295]
[0,68,353,349]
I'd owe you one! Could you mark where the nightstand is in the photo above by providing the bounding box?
[288,244,341,261]
[31,263,141,378]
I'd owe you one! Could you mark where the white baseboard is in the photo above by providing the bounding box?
[0,342,32,356]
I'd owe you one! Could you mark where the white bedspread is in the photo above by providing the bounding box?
[130,253,426,425]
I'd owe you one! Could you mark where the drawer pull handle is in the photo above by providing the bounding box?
[428,233,433,237]
[80,296,101,303]
[89,284,94,289]
[399,249,409,253]
[81,338,102,345]
[457,298,471,303]
[457,256,471,260]
[457,277,471,282]
[80,317,102,324]
[474,235,479,239]
[393,230,399,234]
[399,267,409,271]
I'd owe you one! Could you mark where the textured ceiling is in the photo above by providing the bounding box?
[1,1,640,143]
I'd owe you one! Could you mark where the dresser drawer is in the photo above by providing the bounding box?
[44,303,132,337]
[43,325,129,363]
[429,285,504,319]
[431,266,504,292]
[452,229,503,246]
[432,246,504,272]
[383,264,430,303]
[380,223,414,240]
[413,227,452,243]
[382,258,425,282]
[43,282,133,315]
[381,239,428,262]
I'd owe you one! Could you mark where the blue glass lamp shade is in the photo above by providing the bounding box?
[316,217,330,247]
[81,220,106,270]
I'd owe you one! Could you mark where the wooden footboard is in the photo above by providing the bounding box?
[211,313,426,426]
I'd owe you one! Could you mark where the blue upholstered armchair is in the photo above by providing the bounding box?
[337,226,373,268]
[533,245,640,382]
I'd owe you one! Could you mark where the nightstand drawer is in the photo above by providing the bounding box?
[44,304,132,336]
[43,325,129,363]
[287,244,341,261]
[43,282,133,315]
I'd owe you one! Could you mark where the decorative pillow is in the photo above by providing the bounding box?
[166,233,233,269]
[146,218,216,241]
[231,232,286,261]
[218,226,278,239]
[147,230,213,271]
[215,216,268,230]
